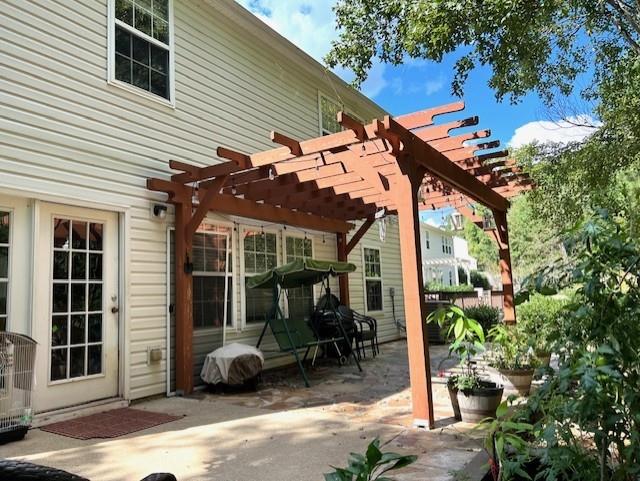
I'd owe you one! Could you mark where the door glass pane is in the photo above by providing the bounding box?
[72,252,87,280]
[0,212,9,244]
[88,345,102,375]
[70,346,85,378]
[0,247,7,278]
[51,348,67,381]
[50,218,105,380]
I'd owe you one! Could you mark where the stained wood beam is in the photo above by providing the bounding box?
[186,175,228,237]
[206,193,354,233]
[379,117,510,212]
[346,216,375,255]
[395,101,465,130]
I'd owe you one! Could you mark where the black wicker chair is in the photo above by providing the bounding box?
[337,305,379,360]
[0,459,176,481]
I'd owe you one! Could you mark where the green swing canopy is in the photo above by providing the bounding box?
[247,258,356,290]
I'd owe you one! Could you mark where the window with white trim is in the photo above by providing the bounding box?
[111,0,171,100]
[244,230,278,324]
[319,93,366,136]
[285,236,313,320]
[192,227,232,329]
[363,247,383,312]
[442,236,452,255]
[320,94,342,135]
[424,230,430,250]
[0,211,9,331]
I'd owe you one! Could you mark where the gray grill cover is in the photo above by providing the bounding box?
[200,343,264,385]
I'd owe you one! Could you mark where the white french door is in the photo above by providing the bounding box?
[33,203,119,412]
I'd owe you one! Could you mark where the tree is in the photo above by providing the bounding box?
[461,215,498,273]
[508,194,564,283]
[325,0,640,105]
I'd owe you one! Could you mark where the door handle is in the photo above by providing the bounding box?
[111,307,120,314]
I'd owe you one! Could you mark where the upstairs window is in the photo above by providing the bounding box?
[320,95,341,135]
[319,93,366,136]
[424,231,430,250]
[442,236,452,255]
[110,0,172,101]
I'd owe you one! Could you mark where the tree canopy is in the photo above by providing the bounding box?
[325,0,640,104]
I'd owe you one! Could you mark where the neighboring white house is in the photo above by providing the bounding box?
[420,221,478,287]
[0,0,406,414]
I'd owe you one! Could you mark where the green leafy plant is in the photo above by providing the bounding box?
[516,293,568,354]
[494,211,640,480]
[427,306,486,391]
[487,324,537,371]
[324,438,417,481]
[478,399,534,481]
[463,305,501,333]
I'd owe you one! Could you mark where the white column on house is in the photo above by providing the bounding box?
[454,259,460,285]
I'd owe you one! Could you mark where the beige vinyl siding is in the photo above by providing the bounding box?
[347,217,405,344]
[1,0,393,399]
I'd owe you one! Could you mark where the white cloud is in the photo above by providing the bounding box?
[360,61,388,98]
[236,0,337,62]
[425,74,446,96]
[236,0,390,98]
[509,115,601,148]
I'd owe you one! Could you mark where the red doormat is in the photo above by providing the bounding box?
[40,408,182,440]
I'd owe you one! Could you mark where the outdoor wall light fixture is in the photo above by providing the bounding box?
[153,204,167,219]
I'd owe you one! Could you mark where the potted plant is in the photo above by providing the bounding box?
[487,324,538,396]
[428,306,503,422]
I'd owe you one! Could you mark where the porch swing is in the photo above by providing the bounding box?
[248,258,362,387]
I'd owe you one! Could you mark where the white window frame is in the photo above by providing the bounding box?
[0,208,12,332]
[239,225,280,330]
[318,92,365,136]
[107,0,176,107]
[282,233,315,318]
[191,228,232,332]
[362,245,384,314]
[442,236,452,255]
[424,230,430,250]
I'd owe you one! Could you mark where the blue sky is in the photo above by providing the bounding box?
[236,0,597,223]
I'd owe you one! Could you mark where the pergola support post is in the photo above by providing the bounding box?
[455,205,516,324]
[174,198,194,395]
[493,211,516,324]
[336,232,350,306]
[396,163,435,429]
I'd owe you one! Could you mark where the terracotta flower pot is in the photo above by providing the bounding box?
[498,368,535,396]
[453,381,504,423]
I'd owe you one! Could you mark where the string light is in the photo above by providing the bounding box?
[268,167,275,181]
[231,179,237,195]
[191,182,199,205]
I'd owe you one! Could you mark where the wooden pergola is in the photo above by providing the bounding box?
[147,101,530,429]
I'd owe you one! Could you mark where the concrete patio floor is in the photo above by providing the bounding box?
[1,340,487,481]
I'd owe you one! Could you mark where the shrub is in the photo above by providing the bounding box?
[463,305,501,332]
[457,267,469,284]
[516,293,568,354]
[470,270,491,289]
[424,282,474,293]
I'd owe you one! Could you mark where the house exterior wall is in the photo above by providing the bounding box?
[1,0,402,404]
[419,223,478,287]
